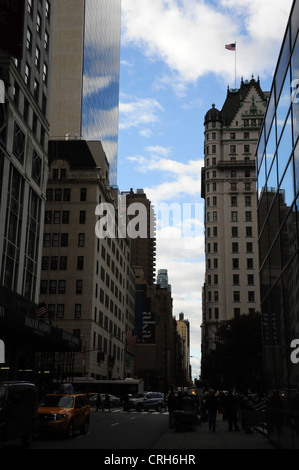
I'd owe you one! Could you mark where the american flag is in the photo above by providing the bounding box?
[225,43,236,51]
[37,302,46,318]
[126,329,137,350]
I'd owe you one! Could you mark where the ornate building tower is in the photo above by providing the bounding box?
[201,77,268,356]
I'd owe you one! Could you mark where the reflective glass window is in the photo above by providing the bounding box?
[279,156,295,209]
[267,154,278,193]
[277,112,293,185]
[275,28,290,101]
[276,67,291,140]
[265,121,277,177]
[291,32,299,143]
[82,0,121,184]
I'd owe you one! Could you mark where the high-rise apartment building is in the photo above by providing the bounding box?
[256,0,298,448]
[157,269,171,292]
[123,189,156,285]
[40,140,136,380]
[49,0,121,184]
[201,78,268,354]
[176,312,191,386]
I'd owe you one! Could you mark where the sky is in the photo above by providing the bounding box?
[116,0,294,379]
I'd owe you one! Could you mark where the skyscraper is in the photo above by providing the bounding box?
[49,0,121,184]
[0,0,81,379]
[201,77,268,355]
[256,0,298,448]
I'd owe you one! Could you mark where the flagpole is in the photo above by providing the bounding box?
[235,41,237,89]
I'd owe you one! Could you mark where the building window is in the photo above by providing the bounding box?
[77,256,84,270]
[36,12,42,36]
[232,242,239,252]
[58,280,66,294]
[35,46,40,69]
[25,63,31,86]
[31,150,41,185]
[44,31,49,51]
[59,256,67,270]
[79,211,86,224]
[76,280,83,294]
[13,123,25,163]
[80,188,87,201]
[75,304,81,318]
[246,226,253,237]
[78,233,85,247]
[233,291,240,302]
[43,233,50,247]
[245,211,252,221]
[43,62,48,85]
[49,280,57,294]
[50,256,58,270]
[231,211,238,221]
[26,28,32,52]
[57,304,65,318]
[232,227,238,237]
[63,188,71,201]
[61,233,68,246]
[62,211,69,223]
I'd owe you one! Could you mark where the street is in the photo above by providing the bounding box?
[30,408,169,450]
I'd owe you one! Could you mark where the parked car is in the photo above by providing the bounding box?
[130,392,165,412]
[0,381,39,448]
[89,393,121,408]
[37,393,90,438]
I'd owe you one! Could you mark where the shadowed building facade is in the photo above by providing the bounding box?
[49,0,121,184]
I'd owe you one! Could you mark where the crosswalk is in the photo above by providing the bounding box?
[91,407,169,415]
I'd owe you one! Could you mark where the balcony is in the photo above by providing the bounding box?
[217,159,256,170]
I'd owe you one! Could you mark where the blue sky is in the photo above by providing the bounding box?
[116,0,293,378]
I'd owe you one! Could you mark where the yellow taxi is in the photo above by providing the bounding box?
[37,393,90,438]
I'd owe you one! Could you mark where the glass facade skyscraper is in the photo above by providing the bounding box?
[49,0,121,184]
[256,0,299,448]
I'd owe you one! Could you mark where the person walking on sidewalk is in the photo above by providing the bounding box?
[225,391,239,431]
[206,390,219,432]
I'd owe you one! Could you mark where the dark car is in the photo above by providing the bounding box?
[130,392,165,412]
[0,381,39,448]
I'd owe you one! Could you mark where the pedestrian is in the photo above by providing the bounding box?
[225,391,239,431]
[206,390,219,432]
[105,393,111,412]
[167,389,176,428]
[96,393,103,412]
[123,393,131,412]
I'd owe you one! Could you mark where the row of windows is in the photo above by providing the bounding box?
[207,258,255,270]
[206,210,253,222]
[206,290,256,302]
[43,232,85,247]
[207,242,254,254]
[46,187,87,202]
[207,307,256,320]
[41,303,123,343]
[206,195,253,206]
[207,274,255,286]
[206,144,252,155]
[206,131,252,141]
[44,210,86,224]
[207,226,253,237]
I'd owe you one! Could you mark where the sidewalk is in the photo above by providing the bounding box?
[154,414,275,449]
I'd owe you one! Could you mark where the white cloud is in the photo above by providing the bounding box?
[119,96,164,130]
[121,0,293,86]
